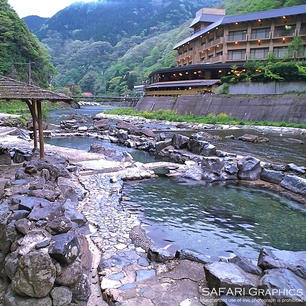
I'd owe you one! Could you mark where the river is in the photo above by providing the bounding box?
[46,106,306,260]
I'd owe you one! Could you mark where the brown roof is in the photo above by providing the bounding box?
[0,75,73,102]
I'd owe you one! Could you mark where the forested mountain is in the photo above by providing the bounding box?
[23,0,220,95]
[0,0,55,87]
[21,0,304,95]
[221,0,305,15]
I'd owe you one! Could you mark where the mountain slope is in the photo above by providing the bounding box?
[23,0,219,94]
[22,15,49,34]
[29,0,219,45]
[0,0,55,87]
[221,0,305,15]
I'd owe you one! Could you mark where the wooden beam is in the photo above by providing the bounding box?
[36,100,45,159]
[25,100,38,149]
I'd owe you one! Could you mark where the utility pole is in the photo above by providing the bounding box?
[14,61,34,84]
[28,61,32,85]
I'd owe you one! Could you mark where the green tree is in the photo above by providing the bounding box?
[0,0,55,87]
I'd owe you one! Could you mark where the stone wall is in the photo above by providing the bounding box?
[0,155,91,306]
[135,94,306,123]
[228,81,306,95]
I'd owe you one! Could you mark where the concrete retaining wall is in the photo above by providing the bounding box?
[135,94,306,123]
[228,81,306,95]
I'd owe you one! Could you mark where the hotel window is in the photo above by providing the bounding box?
[250,48,269,59]
[228,30,247,41]
[188,46,193,51]
[208,35,214,42]
[251,27,270,39]
[208,54,214,58]
[201,37,206,45]
[300,23,306,35]
[216,51,223,56]
[189,61,192,64]
[274,46,288,58]
[228,49,246,60]
[274,24,296,37]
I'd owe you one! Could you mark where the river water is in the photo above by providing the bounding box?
[47,106,306,259]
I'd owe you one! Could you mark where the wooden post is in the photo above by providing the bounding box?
[25,100,38,149]
[36,100,45,159]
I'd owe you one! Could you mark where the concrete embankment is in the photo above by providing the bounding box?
[135,94,306,123]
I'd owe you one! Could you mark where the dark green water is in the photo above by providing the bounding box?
[123,177,306,259]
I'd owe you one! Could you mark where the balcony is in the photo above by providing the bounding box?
[227,34,247,42]
[249,32,271,41]
[227,53,246,61]
[273,25,297,38]
[207,54,224,64]
[205,37,224,48]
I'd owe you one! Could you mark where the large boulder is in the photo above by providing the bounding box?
[93,119,110,130]
[11,251,56,298]
[48,232,80,266]
[47,216,73,234]
[155,140,172,153]
[260,168,284,185]
[280,175,306,196]
[228,255,262,275]
[70,274,91,303]
[258,248,306,279]
[28,201,63,222]
[172,134,189,149]
[201,157,224,176]
[4,287,52,306]
[204,262,258,295]
[237,156,262,181]
[182,164,203,181]
[147,246,175,263]
[55,258,83,286]
[50,286,72,306]
[63,200,87,227]
[188,139,216,156]
[0,206,14,254]
[258,268,306,305]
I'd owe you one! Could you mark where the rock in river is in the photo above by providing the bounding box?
[204,262,258,295]
[237,156,262,181]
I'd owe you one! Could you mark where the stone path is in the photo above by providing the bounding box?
[77,172,214,306]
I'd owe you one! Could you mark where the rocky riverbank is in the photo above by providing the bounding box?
[1,111,306,306]
[56,113,306,204]
[0,153,92,306]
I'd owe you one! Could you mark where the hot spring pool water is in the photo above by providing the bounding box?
[123,177,306,259]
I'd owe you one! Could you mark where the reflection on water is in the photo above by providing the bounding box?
[123,177,306,259]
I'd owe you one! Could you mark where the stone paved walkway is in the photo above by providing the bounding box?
[77,172,213,306]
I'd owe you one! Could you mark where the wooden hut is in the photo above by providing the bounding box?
[0,75,74,159]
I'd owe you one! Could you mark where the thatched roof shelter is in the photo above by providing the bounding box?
[0,75,74,158]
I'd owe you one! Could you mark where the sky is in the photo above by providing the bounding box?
[7,0,97,18]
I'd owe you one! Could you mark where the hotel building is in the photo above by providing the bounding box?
[174,5,306,66]
[145,5,306,96]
